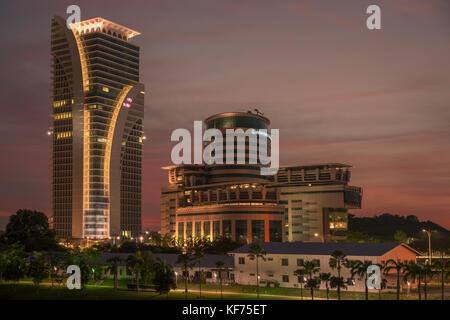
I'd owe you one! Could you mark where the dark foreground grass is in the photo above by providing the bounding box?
[0,282,447,300]
[0,283,292,300]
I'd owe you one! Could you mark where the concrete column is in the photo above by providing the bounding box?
[264,219,270,242]
[247,219,252,244]
[231,219,236,241]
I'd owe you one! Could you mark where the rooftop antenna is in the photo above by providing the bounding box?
[254,108,264,116]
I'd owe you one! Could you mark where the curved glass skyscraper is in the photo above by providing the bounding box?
[50,16,144,239]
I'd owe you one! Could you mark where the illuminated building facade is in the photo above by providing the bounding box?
[161,113,362,243]
[50,16,144,239]
[270,164,362,242]
[161,112,285,244]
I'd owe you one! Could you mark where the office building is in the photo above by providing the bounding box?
[270,164,362,242]
[50,16,144,239]
[231,242,420,292]
[161,112,285,243]
[161,112,362,243]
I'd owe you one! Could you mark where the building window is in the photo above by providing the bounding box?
[282,275,289,282]
[347,278,356,286]
[297,258,304,266]
[313,259,320,267]
[281,258,289,266]
[213,221,220,240]
[238,257,245,265]
[250,273,255,276]
[252,220,265,242]
[203,221,211,237]
[186,222,192,239]
[223,220,232,239]
[177,222,184,239]
[269,220,282,242]
[235,220,247,244]
[195,221,201,237]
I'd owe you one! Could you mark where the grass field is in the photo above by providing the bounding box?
[1,280,447,300]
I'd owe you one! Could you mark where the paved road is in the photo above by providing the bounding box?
[174,288,331,300]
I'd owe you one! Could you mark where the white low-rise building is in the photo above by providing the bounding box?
[230,242,420,292]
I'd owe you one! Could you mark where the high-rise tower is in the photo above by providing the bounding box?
[50,16,144,239]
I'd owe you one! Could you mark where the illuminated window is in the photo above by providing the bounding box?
[102,86,109,92]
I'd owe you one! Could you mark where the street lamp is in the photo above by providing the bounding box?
[422,229,433,264]
[314,233,324,243]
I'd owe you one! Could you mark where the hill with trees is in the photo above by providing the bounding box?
[347,213,449,253]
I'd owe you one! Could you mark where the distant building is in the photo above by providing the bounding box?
[96,253,234,284]
[160,112,362,243]
[230,242,421,292]
[161,112,285,244]
[269,164,362,242]
[92,242,421,293]
[50,16,144,239]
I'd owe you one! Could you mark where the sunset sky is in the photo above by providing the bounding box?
[0,0,449,230]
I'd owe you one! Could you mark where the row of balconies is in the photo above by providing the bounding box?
[179,186,279,207]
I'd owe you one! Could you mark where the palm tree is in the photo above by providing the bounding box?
[139,251,154,286]
[384,259,406,300]
[403,261,422,300]
[319,272,332,300]
[293,269,306,299]
[176,253,195,299]
[350,260,373,300]
[329,250,348,300]
[126,251,144,291]
[215,260,225,299]
[378,278,387,300]
[247,243,266,299]
[330,276,347,298]
[421,263,434,300]
[105,256,123,291]
[297,261,320,300]
[191,243,206,298]
[432,257,449,301]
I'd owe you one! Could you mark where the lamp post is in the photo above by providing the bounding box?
[422,229,432,265]
[314,233,324,243]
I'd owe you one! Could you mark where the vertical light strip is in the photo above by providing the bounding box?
[103,85,132,238]
[71,24,91,239]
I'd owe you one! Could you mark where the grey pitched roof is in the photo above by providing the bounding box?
[230,242,415,257]
[94,252,234,268]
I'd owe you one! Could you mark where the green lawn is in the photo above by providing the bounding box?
[0,282,291,300]
[0,281,447,300]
